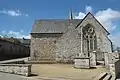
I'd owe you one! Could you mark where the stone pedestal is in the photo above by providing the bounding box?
[90,52,96,67]
[109,64,115,78]
[74,57,90,69]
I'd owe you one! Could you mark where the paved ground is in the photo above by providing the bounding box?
[0,72,36,80]
[0,64,110,80]
[31,64,110,80]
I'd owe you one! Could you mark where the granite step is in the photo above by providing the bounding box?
[103,74,112,80]
[94,72,108,80]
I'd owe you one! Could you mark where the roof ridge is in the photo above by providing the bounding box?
[35,19,82,21]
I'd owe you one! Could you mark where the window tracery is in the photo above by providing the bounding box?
[82,24,97,53]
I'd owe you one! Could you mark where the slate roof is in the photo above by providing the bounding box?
[31,19,82,33]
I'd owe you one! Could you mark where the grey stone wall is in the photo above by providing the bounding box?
[0,39,30,61]
[109,64,115,78]
[30,33,61,61]
[104,52,119,78]
[101,34,112,53]
[108,52,120,79]
[104,52,119,68]
[108,52,119,64]
[0,64,31,76]
[55,24,82,63]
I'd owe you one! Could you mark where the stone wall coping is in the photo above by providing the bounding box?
[0,64,32,67]
[74,57,90,59]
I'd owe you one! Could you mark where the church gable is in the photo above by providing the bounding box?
[76,12,109,35]
[76,12,112,53]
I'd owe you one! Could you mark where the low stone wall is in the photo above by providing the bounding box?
[0,64,32,76]
[108,52,119,64]
[109,64,115,79]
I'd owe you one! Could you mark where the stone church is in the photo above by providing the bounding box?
[30,11,112,63]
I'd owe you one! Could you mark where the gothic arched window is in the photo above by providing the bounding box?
[83,24,97,52]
